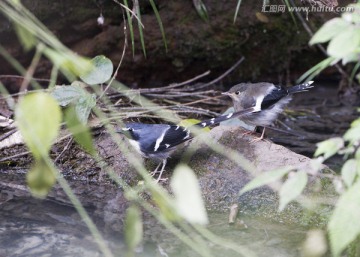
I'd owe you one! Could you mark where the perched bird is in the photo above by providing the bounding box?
[223,81,314,141]
[119,107,258,181]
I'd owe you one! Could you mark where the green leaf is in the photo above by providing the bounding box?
[327,28,360,59]
[15,92,62,159]
[344,122,360,144]
[135,3,146,57]
[178,119,211,132]
[43,47,92,78]
[14,24,37,50]
[297,57,335,83]
[341,159,358,188]
[342,52,360,65]
[302,230,328,257]
[350,118,360,128]
[329,180,360,257]
[123,0,135,56]
[279,171,308,211]
[124,205,143,253]
[80,55,113,85]
[151,189,180,222]
[149,0,167,52]
[64,106,95,155]
[314,137,344,159]
[240,167,292,195]
[51,84,96,124]
[27,158,56,198]
[75,93,96,124]
[51,84,84,106]
[310,18,349,45]
[355,148,360,160]
[170,164,208,225]
[193,0,208,21]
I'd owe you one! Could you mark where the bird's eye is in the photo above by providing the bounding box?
[235,91,240,95]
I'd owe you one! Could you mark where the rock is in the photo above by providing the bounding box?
[180,125,335,224]
[0,124,336,227]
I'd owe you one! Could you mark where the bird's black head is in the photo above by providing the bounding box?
[117,123,140,140]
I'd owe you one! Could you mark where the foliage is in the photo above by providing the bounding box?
[122,0,167,55]
[80,55,113,85]
[15,92,61,197]
[300,3,360,82]
[125,205,143,256]
[64,106,95,155]
[239,167,292,195]
[51,83,96,124]
[311,116,360,256]
[278,171,307,211]
[192,0,209,22]
[170,165,208,225]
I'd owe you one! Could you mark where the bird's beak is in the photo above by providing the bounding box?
[222,92,231,96]
[117,128,132,139]
[116,127,129,134]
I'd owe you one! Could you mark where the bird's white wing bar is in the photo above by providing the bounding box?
[254,95,265,112]
[154,126,170,152]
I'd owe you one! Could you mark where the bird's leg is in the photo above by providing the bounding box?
[240,126,257,137]
[150,162,162,176]
[241,130,255,137]
[155,159,168,182]
[250,127,266,143]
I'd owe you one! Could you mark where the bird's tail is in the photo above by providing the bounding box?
[194,107,258,128]
[288,81,314,94]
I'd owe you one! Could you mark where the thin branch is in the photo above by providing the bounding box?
[54,137,73,163]
[112,0,145,28]
[98,3,128,100]
[0,128,17,141]
[195,56,245,89]
[164,70,211,89]
[19,43,44,92]
[0,75,51,82]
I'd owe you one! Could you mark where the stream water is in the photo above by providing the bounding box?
[0,194,307,257]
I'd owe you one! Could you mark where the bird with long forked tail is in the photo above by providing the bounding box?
[118,107,258,181]
[223,81,314,141]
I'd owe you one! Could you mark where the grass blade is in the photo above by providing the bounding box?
[149,0,167,52]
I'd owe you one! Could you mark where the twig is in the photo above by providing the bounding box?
[194,56,245,90]
[0,75,51,82]
[0,128,17,141]
[114,71,211,94]
[0,133,73,162]
[164,70,211,89]
[0,150,30,162]
[112,0,144,28]
[19,44,44,92]
[54,137,73,163]
[98,3,128,100]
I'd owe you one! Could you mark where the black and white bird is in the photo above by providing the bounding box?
[119,107,258,181]
[223,81,314,141]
